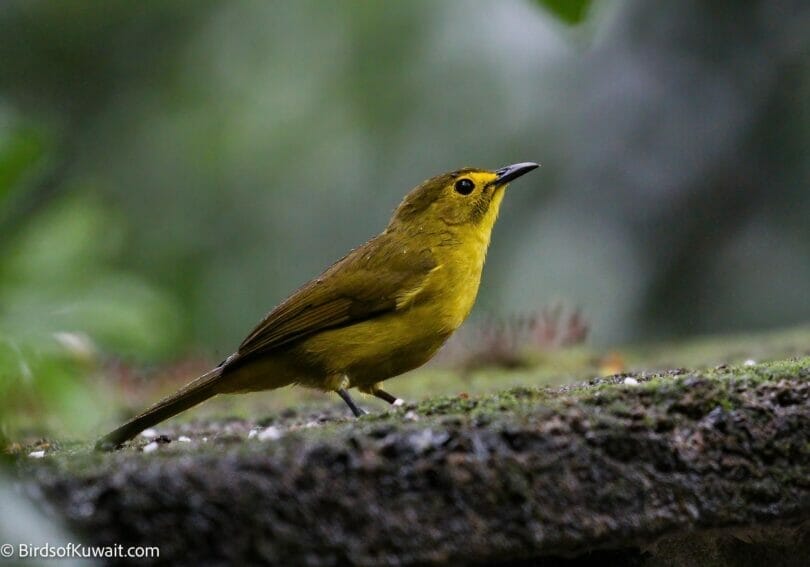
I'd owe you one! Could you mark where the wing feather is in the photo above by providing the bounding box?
[233,236,437,363]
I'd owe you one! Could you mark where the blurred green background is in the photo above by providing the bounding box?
[1,0,808,438]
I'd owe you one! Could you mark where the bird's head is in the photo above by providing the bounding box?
[390,162,539,234]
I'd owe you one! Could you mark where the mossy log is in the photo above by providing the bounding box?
[23,359,810,565]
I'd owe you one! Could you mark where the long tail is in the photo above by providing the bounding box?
[96,366,224,451]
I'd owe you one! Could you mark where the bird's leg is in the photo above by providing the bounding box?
[337,388,366,417]
[371,387,404,406]
[359,382,405,406]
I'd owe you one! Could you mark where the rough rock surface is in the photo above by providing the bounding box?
[20,359,810,565]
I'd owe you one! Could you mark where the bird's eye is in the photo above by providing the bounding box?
[454,178,475,195]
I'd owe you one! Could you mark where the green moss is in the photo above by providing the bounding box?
[13,342,810,483]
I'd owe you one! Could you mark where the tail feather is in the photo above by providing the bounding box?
[96,366,223,451]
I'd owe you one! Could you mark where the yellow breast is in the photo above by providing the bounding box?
[299,187,504,386]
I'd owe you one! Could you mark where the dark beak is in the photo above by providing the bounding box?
[494,162,539,186]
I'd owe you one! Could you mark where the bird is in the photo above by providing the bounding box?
[97,162,539,449]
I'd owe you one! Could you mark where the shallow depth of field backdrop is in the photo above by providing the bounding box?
[0,0,808,437]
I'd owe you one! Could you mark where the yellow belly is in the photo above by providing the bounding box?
[298,306,448,386]
[300,251,484,387]
[221,235,488,393]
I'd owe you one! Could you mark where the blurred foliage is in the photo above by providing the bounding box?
[3,193,181,357]
[537,0,591,24]
[0,114,44,197]
[0,0,808,441]
[0,333,105,440]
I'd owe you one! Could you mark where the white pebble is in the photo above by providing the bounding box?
[28,450,45,459]
[142,441,159,453]
[202,437,208,442]
[404,410,419,421]
[140,428,158,439]
[743,359,757,366]
[305,421,319,429]
[177,436,191,443]
[623,377,639,386]
[258,426,283,441]
[393,398,405,407]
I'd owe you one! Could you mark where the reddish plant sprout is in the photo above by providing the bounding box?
[531,305,589,349]
[437,304,589,371]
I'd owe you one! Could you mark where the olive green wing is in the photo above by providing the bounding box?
[233,238,437,363]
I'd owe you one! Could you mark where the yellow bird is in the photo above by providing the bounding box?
[98,162,538,449]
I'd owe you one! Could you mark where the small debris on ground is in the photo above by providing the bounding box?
[257,426,283,441]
